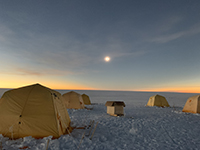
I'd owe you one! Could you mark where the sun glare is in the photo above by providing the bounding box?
[104,56,110,62]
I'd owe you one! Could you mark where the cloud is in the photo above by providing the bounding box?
[157,16,183,33]
[149,23,200,43]
[0,24,14,44]
[14,67,75,76]
[0,66,75,76]
[0,13,150,77]
[150,32,185,43]
[108,50,148,60]
[15,68,43,76]
[7,30,144,66]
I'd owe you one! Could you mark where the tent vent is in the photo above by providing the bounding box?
[53,93,57,97]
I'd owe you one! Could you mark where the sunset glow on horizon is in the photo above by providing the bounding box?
[135,86,200,94]
[0,80,199,93]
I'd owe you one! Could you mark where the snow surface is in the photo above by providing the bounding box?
[0,89,199,150]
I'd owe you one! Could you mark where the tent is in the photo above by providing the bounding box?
[0,83,71,139]
[62,91,85,109]
[146,94,170,107]
[81,94,91,105]
[182,95,200,114]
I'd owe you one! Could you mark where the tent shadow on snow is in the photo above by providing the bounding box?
[0,84,72,139]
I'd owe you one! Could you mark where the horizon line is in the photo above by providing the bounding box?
[0,87,199,94]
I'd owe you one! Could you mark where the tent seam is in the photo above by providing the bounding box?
[18,85,35,138]
[49,90,60,137]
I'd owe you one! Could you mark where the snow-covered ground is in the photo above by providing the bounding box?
[0,89,199,150]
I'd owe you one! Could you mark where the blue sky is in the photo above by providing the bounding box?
[0,0,200,92]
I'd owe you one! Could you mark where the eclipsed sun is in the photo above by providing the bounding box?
[104,56,110,62]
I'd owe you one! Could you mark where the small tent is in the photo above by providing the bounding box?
[62,91,85,109]
[0,83,71,139]
[146,94,170,107]
[105,101,125,116]
[182,95,200,114]
[81,94,91,105]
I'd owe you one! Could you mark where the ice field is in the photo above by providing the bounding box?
[0,89,199,150]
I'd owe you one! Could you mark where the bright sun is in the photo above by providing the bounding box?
[104,56,110,62]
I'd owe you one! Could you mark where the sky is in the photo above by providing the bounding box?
[0,0,200,93]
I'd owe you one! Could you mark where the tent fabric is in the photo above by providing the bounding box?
[146,94,170,107]
[105,101,125,107]
[0,84,71,139]
[62,91,85,109]
[81,94,91,105]
[182,95,200,114]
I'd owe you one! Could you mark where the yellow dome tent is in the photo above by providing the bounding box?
[146,94,170,107]
[182,95,200,114]
[0,83,71,139]
[62,91,85,109]
[81,94,91,105]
